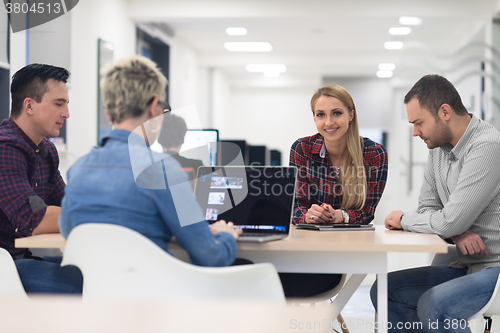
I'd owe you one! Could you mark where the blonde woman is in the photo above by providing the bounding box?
[279,85,388,297]
[291,85,388,225]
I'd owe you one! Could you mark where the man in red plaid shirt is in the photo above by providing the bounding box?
[0,64,82,293]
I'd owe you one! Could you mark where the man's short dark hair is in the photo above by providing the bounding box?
[404,74,468,117]
[10,63,70,119]
[158,114,187,149]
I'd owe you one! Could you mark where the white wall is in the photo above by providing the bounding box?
[168,35,209,127]
[9,28,27,83]
[67,0,135,163]
[226,85,321,166]
[210,68,231,131]
[136,23,210,131]
[8,0,142,176]
[29,14,71,69]
[322,77,393,132]
[61,1,212,178]
[485,20,500,130]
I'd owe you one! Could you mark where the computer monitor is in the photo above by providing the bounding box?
[248,145,269,166]
[220,140,249,166]
[270,150,282,166]
[179,129,219,166]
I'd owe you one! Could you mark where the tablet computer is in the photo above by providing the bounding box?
[294,223,375,231]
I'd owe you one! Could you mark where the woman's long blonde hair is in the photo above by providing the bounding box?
[310,85,367,210]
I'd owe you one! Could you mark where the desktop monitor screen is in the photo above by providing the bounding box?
[179,129,219,166]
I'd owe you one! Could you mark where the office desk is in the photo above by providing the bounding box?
[15,233,66,249]
[15,226,447,333]
[236,225,447,333]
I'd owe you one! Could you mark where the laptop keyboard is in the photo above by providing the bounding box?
[241,233,267,237]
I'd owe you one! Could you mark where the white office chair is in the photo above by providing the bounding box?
[432,245,500,333]
[0,247,28,298]
[300,274,350,333]
[61,223,285,303]
[430,244,459,266]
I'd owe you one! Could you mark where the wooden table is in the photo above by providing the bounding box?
[15,232,66,249]
[235,225,447,333]
[15,225,448,333]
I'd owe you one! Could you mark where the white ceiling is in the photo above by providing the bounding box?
[128,0,500,85]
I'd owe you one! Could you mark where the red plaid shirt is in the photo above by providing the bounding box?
[290,134,388,224]
[0,119,65,257]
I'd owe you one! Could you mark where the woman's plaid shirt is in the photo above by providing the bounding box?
[290,134,388,224]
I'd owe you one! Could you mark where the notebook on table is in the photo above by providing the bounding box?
[194,166,297,242]
[295,223,375,231]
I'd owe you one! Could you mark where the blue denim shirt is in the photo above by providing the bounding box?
[59,130,237,266]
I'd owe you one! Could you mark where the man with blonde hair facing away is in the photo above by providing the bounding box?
[59,56,241,267]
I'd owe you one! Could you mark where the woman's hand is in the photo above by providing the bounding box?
[323,204,345,224]
[306,204,344,224]
[210,220,242,240]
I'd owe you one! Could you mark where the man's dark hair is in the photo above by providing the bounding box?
[158,113,188,149]
[404,74,468,117]
[10,63,70,119]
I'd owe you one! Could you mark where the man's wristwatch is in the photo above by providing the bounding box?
[341,209,349,223]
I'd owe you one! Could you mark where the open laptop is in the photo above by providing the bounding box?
[194,166,297,242]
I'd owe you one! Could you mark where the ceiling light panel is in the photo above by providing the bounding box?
[224,42,272,52]
[376,70,393,78]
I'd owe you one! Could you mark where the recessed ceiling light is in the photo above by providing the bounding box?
[246,64,286,73]
[224,42,273,52]
[389,27,412,35]
[226,27,247,36]
[264,72,281,78]
[384,41,403,50]
[378,63,396,71]
[376,70,393,78]
[399,16,423,26]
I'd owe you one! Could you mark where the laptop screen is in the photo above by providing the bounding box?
[195,166,297,234]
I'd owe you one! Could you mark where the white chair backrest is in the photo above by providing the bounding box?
[300,274,347,303]
[0,248,28,298]
[472,273,500,318]
[61,223,285,303]
[431,244,458,266]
